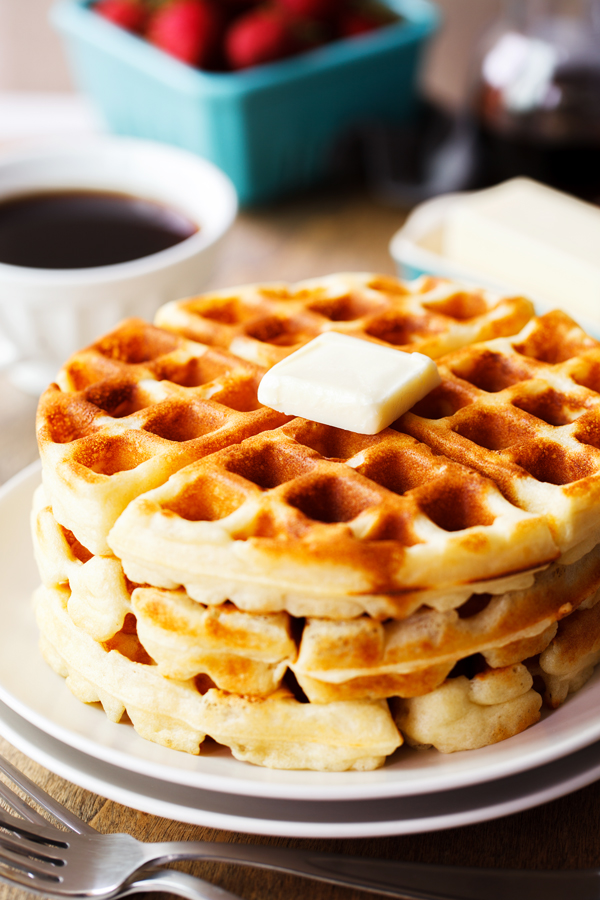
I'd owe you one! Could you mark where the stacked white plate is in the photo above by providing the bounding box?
[2,463,600,838]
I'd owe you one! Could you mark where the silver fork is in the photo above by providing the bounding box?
[0,754,598,900]
[0,756,241,900]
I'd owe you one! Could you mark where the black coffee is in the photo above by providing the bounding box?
[0,190,199,269]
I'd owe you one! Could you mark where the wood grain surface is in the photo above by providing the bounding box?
[1,186,598,900]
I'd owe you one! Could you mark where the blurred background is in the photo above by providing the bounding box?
[8,0,600,206]
[0,0,501,134]
[3,0,600,468]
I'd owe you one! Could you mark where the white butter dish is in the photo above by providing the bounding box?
[389,178,600,331]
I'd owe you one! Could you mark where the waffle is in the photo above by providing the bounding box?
[155,272,535,368]
[32,485,131,642]
[33,493,600,705]
[32,279,600,769]
[33,538,577,763]
[36,319,289,556]
[292,548,600,702]
[401,310,600,556]
[108,419,559,606]
[33,491,296,696]
[35,584,402,770]
[535,590,600,708]
[393,664,543,753]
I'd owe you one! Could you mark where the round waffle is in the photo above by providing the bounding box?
[31,275,600,769]
[32,494,600,706]
[35,584,402,771]
[108,419,559,601]
[155,272,534,368]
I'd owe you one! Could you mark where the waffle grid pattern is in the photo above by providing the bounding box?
[402,311,600,553]
[31,278,600,769]
[155,273,535,368]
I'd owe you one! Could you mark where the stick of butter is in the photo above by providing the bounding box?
[257,332,441,434]
[443,177,600,319]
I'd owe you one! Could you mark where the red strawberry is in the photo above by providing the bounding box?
[225,7,299,69]
[94,0,147,31]
[276,0,339,23]
[147,0,223,68]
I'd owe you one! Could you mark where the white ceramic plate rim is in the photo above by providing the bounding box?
[2,694,600,837]
[3,463,600,802]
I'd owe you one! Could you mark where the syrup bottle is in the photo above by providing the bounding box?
[472,0,600,200]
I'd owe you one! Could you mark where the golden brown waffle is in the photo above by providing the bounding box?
[37,319,289,555]
[32,491,296,696]
[32,285,600,768]
[401,310,600,556]
[34,495,600,707]
[32,496,600,760]
[292,545,600,702]
[35,584,402,770]
[108,418,559,605]
[534,591,600,708]
[393,664,542,753]
[155,273,535,369]
[132,587,295,693]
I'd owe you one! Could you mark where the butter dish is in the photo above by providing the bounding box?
[389,178,600,329]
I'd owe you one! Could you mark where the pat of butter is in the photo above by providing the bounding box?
[257,332,441,434]
[443,177,600,319]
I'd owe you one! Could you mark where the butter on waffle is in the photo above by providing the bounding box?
[108,418,559,606]
[37,319,289,555]
[32,284,600,769]
[155,273,535,368]
[401,310,600,556]
[35,584,402,770]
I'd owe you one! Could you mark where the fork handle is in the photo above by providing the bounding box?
[121,868,242,900]
[142,843,600,900]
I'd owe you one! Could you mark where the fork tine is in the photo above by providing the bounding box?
[0,812,69,863]
[0,844,64,884]
[0,775,50,827]
[0,806,69,845]
[0,865,61,893]
[0,756,95,835]
[0,827,68,863]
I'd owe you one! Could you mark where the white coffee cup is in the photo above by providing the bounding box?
[0,135,238,394]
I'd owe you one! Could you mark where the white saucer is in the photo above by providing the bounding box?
[2,694,600,837]
[3,463,600,806]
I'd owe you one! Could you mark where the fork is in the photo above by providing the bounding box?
[0,754,599,900]
[0,756,242,900]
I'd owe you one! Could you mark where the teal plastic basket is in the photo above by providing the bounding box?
[51,0,439,205]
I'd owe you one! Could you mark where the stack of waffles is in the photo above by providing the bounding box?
[32,273,600,771]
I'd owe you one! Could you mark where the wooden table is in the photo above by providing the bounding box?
[1,186,599,900]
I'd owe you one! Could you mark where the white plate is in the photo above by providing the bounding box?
[3,463,600,803]
[2,694,600,837]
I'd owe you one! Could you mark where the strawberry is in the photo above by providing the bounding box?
[225,7,299,69]
[94,0,147,31]
[146,0,223,68]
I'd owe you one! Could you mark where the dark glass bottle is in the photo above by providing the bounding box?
[472,0,600,200]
